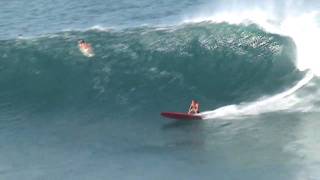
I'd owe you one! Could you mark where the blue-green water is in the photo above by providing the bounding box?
[1,0,320,179]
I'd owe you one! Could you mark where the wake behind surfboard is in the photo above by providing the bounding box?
[160,112,202,120]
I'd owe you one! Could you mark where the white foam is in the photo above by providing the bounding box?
[200,72,314,119]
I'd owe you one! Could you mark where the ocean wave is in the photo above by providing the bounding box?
[0,22,303,112]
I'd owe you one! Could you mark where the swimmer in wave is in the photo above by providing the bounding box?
[78,39,94,57]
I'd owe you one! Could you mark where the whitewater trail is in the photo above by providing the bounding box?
[201,71,314,119]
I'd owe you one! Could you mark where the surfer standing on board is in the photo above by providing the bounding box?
[188,100,200,114]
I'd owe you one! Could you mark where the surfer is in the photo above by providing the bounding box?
[78,39,92,49]
[188,100,200,114]
[78,39,94,57]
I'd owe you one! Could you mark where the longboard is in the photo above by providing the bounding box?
[160,112,202,120]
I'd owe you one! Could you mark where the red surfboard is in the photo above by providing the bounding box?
[160,112,202,120]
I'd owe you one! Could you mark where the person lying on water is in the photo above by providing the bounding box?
[188,100,200,114]
[78,39,92,50]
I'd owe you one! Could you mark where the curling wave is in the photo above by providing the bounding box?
[0,22,303,113]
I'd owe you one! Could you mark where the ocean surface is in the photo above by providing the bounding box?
[1,0,320,179]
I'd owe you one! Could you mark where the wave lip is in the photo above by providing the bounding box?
[184,8,320,75]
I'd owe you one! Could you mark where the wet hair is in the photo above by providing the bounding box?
[78,39,85,43]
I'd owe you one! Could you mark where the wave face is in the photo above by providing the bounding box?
[0,22,302,113]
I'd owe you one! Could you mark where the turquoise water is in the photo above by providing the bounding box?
[1,0,320,179]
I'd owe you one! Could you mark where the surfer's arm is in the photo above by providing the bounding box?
[188,104,193,113]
